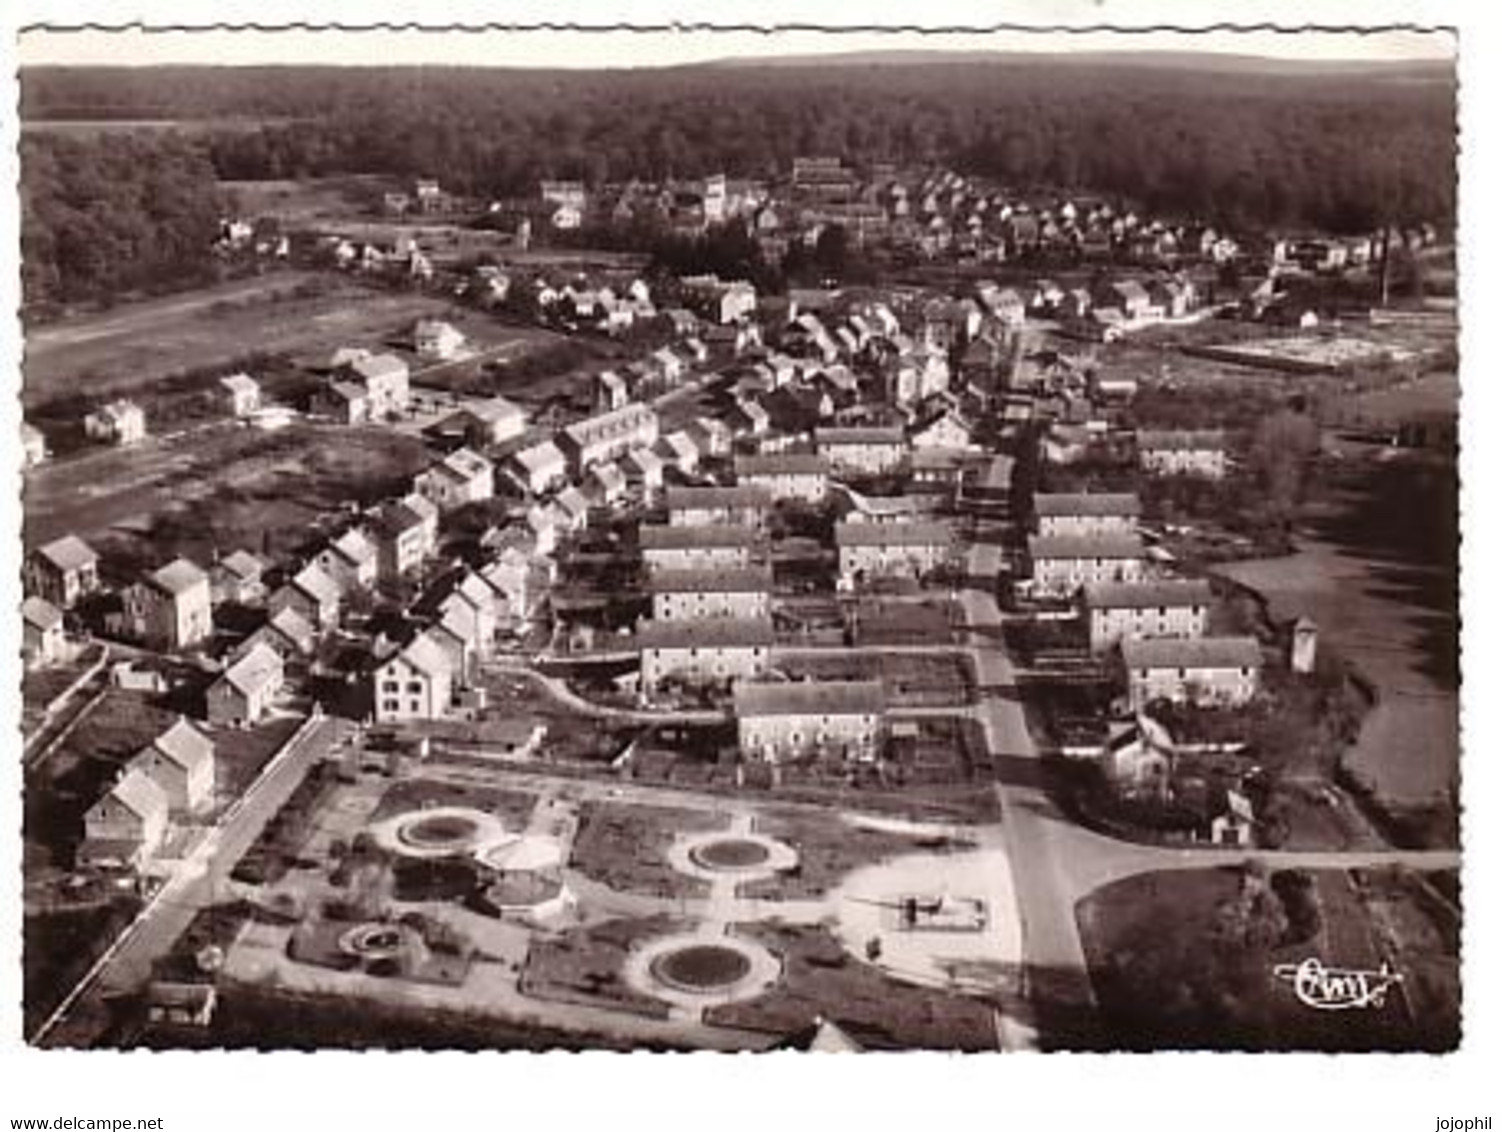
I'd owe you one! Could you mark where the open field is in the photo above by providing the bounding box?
[1215,451,1458,827]
[22,272,565,413]
[1077,865,1457,1051]
[23,421,431,559]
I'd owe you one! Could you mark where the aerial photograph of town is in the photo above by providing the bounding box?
[12,22,1461,1057]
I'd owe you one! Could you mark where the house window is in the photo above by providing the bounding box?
[383,681,399,694]
[407,681,423,694]
[409,700,422,713]
[382,699,399,713]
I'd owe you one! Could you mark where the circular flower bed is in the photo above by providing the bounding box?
[690,838,773,871]
[649,944,754,992]
[397,813,482,850]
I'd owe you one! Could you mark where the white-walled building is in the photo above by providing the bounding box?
[734,680,887,764]
[836,521,954,588]
[637,618,775,693]
[1083,579,1214,655]
[665,485,772,529]
[373,632,455,722]
[640,523,762,574]
[647,566,773,622]
[1136,429,1229,480]
[1027,534,1146,598]
[1121,636,1264,710]
[1033,493,1142,538]
[733,452,830,504]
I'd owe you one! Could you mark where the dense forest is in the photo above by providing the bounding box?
[20,58,1456,305]
[20,132,226,305]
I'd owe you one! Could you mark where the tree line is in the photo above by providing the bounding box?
[20,59,1455,306]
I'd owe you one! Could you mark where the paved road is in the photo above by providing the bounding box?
[34,714,346,1047]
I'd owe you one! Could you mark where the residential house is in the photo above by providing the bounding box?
[82,769,169,870]
[416,447,495,511]
[373,632,456,722]
[655,430,701,475]
[481,547,539,630]
[909,407,974,451]
[120,559,214,652]
[594,370,630,414]
[21,421,49,467]
[132,718,216,814]
[508,440,569,497]
[647,565,773,622]
[725,400,772,438]
[554,486,593,533]
[84,400,147,446]
[559,403,660,476]
[414,319,466,361]
[26,535,100,608]
[1121,636,1265,710]
[1083,579,1214,655]
[445,396,527,447]
[219,373,261,418]
[733,452,829,504]
[22,596,66,668]
[637,617,775,694]
[207,641,286,729]
[1026,534,1146,598]
[270,563,342,630]
[313,381,371,424]
[815,426,908,476]
[587,460,629,506]
[370,499,435,581]
[316,528,379,592]
[1137,429,1229,480]
[665,485,772,529]
[621,446,666,500]
[211,550,267,606]
[1033,493,1142,537]
[733,680,887,765]
[639,523,762,574]
[685,416,733,460]
[339,353,411,418]
[836,521,954,588]
[239,606,317,662]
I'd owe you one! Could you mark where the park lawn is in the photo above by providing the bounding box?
[23,274,454,408]
[519,915,683,1021]
[366,776,538,832]
[706,921,997,1050]
[740,809,974,902]
[26,422,432,558]
[568,801,728,900]
[1077,866,1451,1051]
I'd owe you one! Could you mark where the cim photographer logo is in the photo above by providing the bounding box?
[1272,957,1403,1010]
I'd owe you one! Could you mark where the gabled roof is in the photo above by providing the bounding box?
[636,617,776,649]
[815,425,906,446]
[348,353,409,383]
[733,679,886,717]
[330,528,377,567]
[556,485,592,519]
[219,372,259,395]
[442,447,494,480]
[513,440,568,474]
[1033,492,1141,518]
[1084,579,1214,610]
[35,534,98,573]
[1121,636,1264,670]
[465,395,526,425]
[292,563,342,607]
[219,644,283,698]
[640,523,761,550]
[150,558,209,597]
[106,768,170,822]
[22,595,64,632]
[622,446,665,474]
[218,549,265,581]
[734,452,829,477]
[589,461,628,492]
[267,606,317,649]
[1028,533,1145,560]
[834,520,953,548]
[665,485,772,512]
[385,631,454,680]
[646,565,773,594]
[371,500,427,538]
[1136,429,1228,452]
[147,718,215,774]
